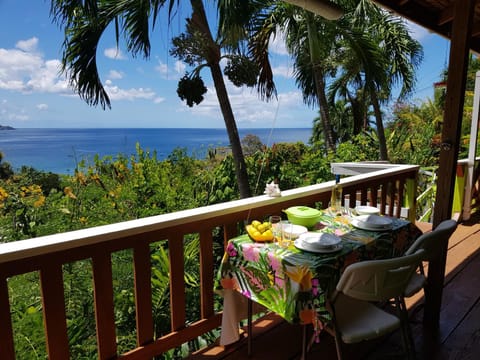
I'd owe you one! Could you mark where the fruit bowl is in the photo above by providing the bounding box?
[246,220,274,242]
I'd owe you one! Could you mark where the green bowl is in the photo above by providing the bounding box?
[283,206,322,228]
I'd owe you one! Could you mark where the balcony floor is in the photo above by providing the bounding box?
[189,214,480,360]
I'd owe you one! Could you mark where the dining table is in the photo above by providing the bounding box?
[215,209,423,352]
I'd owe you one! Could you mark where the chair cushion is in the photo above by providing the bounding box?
[404,273,426,298]
[334,293,401,344]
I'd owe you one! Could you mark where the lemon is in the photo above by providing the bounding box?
[263,230,273,238]
[262,222,271,229]
[257,224,266,232]
[251,220,261,227]
[253,231,261,237]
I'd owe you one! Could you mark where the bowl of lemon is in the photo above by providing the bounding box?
[246,220,274,242]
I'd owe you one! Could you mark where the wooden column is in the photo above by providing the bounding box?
[426,0,475,329]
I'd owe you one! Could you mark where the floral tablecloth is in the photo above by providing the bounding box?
[216,211,422,345]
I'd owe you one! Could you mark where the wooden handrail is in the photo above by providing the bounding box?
[0,164,419,359]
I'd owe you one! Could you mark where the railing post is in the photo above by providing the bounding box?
[0,277,15,360]
[405,177,417,223]
[453,164,466,217]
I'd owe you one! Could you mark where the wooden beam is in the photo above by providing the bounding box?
[427,0,476,331]
[437,4,454,26]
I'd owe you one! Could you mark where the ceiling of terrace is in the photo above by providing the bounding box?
[375,0,480,53]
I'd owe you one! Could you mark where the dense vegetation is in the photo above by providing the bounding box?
[2,0,479,357]
[0,91,473,358]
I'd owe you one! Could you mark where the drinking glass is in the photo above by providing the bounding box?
[280,220,294,248]
[269,215,282,246]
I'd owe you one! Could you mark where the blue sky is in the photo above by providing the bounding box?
[0,1,450,129]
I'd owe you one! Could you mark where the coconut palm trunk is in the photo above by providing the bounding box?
[190,0,251,198]
[314,68,336,152]
[306,12,336,152]
[371,91,389,161]
[210,63,251,198]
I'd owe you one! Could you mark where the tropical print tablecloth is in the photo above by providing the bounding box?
[216,211,422,343]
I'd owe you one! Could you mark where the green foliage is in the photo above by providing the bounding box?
[2,111,473,358]
[385,100,442,166]
[335,132,380,162]
[0,151,14,179]
[241,134,264,157]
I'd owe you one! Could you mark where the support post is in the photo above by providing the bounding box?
[462,71,480,220]
[426,0,475,330]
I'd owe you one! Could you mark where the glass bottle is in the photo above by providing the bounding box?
[330,174,342,212]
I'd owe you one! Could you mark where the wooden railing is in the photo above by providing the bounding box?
[0,164,419,359]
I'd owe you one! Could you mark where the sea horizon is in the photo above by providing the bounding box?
[0,127,312,175]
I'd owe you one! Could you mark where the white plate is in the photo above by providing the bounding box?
[355,205,380,215]
[351,215,393,230]
[298,232,341,250]
[294,239,343,253]
[283,224,308,240]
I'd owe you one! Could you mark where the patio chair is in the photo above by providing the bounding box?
[403,219,458,298]
[326,249,424,360]
[397,219,457,354]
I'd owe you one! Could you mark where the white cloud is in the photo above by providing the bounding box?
[0,100,29,122]
[270,30,289,56]
[272,64,294,78]
[104,47,126,60]
[405,19,431,41]
[0,45,69,94]
[105,84,156,101]
[184,76,310,127]
[154,97,165,104]
[108,70,123,80]
[36,103,48,110]
[155,61,168,76]
[25,59,69,93]
[0,38,161,105]
[174,60,186,74]
[16,37,39,52]
[155,60,185,79]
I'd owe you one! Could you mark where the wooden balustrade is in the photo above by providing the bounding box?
[0,164,419,359]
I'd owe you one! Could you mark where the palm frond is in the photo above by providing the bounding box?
[62,13,112,109]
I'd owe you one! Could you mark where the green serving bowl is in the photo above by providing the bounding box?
[283,206,322,228]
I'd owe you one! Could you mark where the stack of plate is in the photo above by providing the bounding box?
[351,214,393,231]
[294,232,342,253]
[355,205,380,216]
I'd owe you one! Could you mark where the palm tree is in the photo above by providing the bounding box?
[50,0,253,198]
[329,1,423,160]
[220,0,422,160]
[220,1,384,153]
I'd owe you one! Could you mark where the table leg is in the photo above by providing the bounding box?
[302,324,308,360]
[248,298,252,357]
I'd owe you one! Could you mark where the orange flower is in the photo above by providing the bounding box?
[64,187,77,199]
[285,265,313,291]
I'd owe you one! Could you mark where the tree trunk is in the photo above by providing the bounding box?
[314,71,336,152]
[346,91,364,135]
[305,12,335,153]
[371,91,389,161]
[190,0,251,199]
[209,63,252,198]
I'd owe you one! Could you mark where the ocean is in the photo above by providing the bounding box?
[0,128,312,175]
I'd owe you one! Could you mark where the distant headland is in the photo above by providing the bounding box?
[0,125,15,130]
